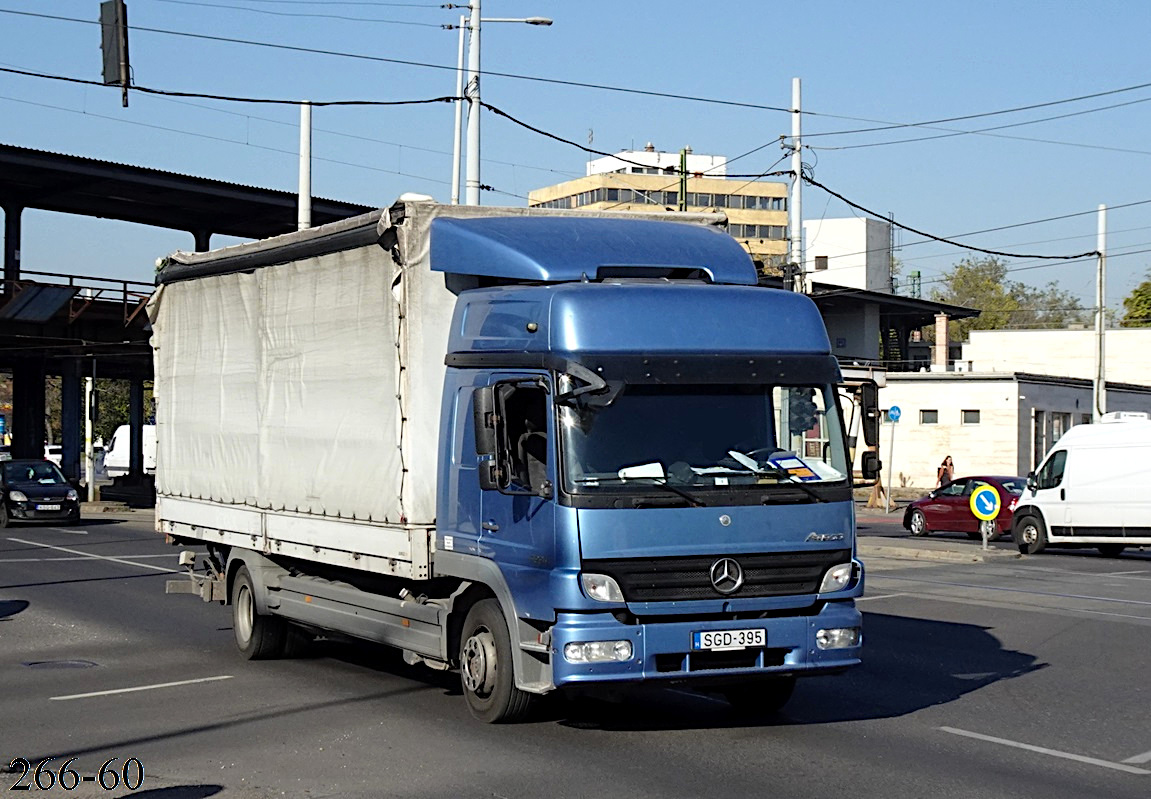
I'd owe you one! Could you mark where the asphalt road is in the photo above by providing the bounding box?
[2,511,1150,799]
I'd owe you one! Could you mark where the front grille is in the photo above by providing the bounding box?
[655,648,791,673]
[584,549,851,602]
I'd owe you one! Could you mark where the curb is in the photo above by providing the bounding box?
[859,542,1021,564]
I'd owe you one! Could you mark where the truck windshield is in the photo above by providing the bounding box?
[558,381,849,494]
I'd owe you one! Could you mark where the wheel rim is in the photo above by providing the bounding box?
[461,627,498,698]
[911,512,925,534]
[235,583,254,644]
[1021,524,1038,545]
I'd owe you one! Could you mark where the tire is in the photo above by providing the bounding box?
[722,676,797,716]
[908,509,929,537]
[0,503,9,529]
[1097,544,1126,557]
[231,565,287,660]
[459,599,534,723]
[1014,515,1048,555]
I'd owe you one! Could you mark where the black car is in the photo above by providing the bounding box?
[0,459,81,526]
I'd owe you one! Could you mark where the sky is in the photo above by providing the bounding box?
[1,0,1150,315]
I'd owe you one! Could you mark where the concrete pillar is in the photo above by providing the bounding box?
[3,203,22,288]
[11,360,45,460]
[193,229,212,252]
[60,360,82,482]
[933,313,950,372]
[129,379,144,478]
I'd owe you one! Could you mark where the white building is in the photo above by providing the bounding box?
[804,217,893,293]
[958,328,1151,385]
[880,371,1151,489]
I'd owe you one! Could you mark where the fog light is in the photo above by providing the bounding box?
[818,563,853,593]
[563,640,633,663]
[816,627,861,649]
[581,573,624,603]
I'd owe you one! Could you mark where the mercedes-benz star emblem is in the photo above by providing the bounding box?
[709,557,744,595]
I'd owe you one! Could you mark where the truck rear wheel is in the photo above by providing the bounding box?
[459,599,534,723]
[722,676,796,716]
[232,565,287,660]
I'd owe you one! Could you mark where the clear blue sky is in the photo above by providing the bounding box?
[1,0,1150,314]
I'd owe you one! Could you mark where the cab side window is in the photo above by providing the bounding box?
[1035,450,1067,490]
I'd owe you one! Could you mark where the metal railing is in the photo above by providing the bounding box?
[1,270,153,327]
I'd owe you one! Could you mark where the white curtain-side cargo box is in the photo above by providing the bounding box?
[150,198,728,579]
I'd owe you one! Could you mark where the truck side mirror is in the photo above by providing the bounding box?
[859,381,880,447]
[861,450,881,480]
[1026,471,1036,493]
[473,386,497,457]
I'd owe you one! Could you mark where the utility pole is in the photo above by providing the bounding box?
[464,0,482,205]
[678,147,688,211]
[788,77,804,292]
[1094,204,1107,421]
[451,14,466,204]
[298,103,312,230]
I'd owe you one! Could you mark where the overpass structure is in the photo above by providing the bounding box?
[0,143,372,490]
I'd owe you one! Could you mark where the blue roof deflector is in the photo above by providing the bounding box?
[429,216,757,285]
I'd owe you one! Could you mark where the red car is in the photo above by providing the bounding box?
[903,475,1027,540]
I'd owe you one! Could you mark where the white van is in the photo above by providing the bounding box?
[1012,412,1151,556]
[104,424,156,478]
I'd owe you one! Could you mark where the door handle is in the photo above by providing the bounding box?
[481,520,500,532]
[1060,489,1065,501]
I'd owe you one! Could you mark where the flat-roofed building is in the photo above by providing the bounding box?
[527,144,789,277]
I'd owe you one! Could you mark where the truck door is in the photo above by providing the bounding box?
[476,376,557,597]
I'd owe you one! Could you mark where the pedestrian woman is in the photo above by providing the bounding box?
[936,455,955,487]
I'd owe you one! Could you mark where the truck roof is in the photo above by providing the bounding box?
[429,216,757,285]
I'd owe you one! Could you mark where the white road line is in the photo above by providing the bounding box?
[7,538,179,573]
[51,675,233,701]
[0,553,175,563]
[857,593,905,602]
[1124,749,1151,765]
[940,727,1151,775]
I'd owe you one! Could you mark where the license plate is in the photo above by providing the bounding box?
[36,504,61,511]
[692,628,766,651]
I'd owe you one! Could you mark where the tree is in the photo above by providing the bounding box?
[928,256,1091,342]
[1121,273,1151,328]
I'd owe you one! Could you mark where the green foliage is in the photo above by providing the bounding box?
[1121,273,1151,328]
[44,379,154,445]
[928,256,1091,342]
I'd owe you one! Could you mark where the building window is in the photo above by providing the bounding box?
[815,255,828,271]
[962,409,980,425]
[1081,413,1092,426]
[920,409,938,424]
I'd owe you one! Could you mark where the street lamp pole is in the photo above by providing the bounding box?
[453,2,551,206]
[451,14,466,205]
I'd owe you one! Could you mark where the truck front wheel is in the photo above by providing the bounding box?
[459,599,534,723]
[1014,515,1048,556]
[231,565,287,660]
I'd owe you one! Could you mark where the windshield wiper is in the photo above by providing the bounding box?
[721,451,827,503]
[573,475,705,507]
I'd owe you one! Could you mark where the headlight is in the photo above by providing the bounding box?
[818,563,854,593]
[563,640,633,663]
[9,490,27,502]
[816,627,861,649]
[581,573,624,603]
[66,489,79,501]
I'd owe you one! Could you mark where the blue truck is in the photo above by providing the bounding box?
[156,197,879,722]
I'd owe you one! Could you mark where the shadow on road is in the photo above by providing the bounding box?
[0,598,29,619]
[551,611,1042,731]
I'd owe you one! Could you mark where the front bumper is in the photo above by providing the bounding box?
[550,600,862,687]
[9,500,80,522]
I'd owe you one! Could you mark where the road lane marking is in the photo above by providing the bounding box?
[876,574,1151,607]
[51,675,233,701]
[857,593,905,601]
[7,538,179,573]
[940,727,1151,775]
[1124,749,1151,764]
[0,553,175,563]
